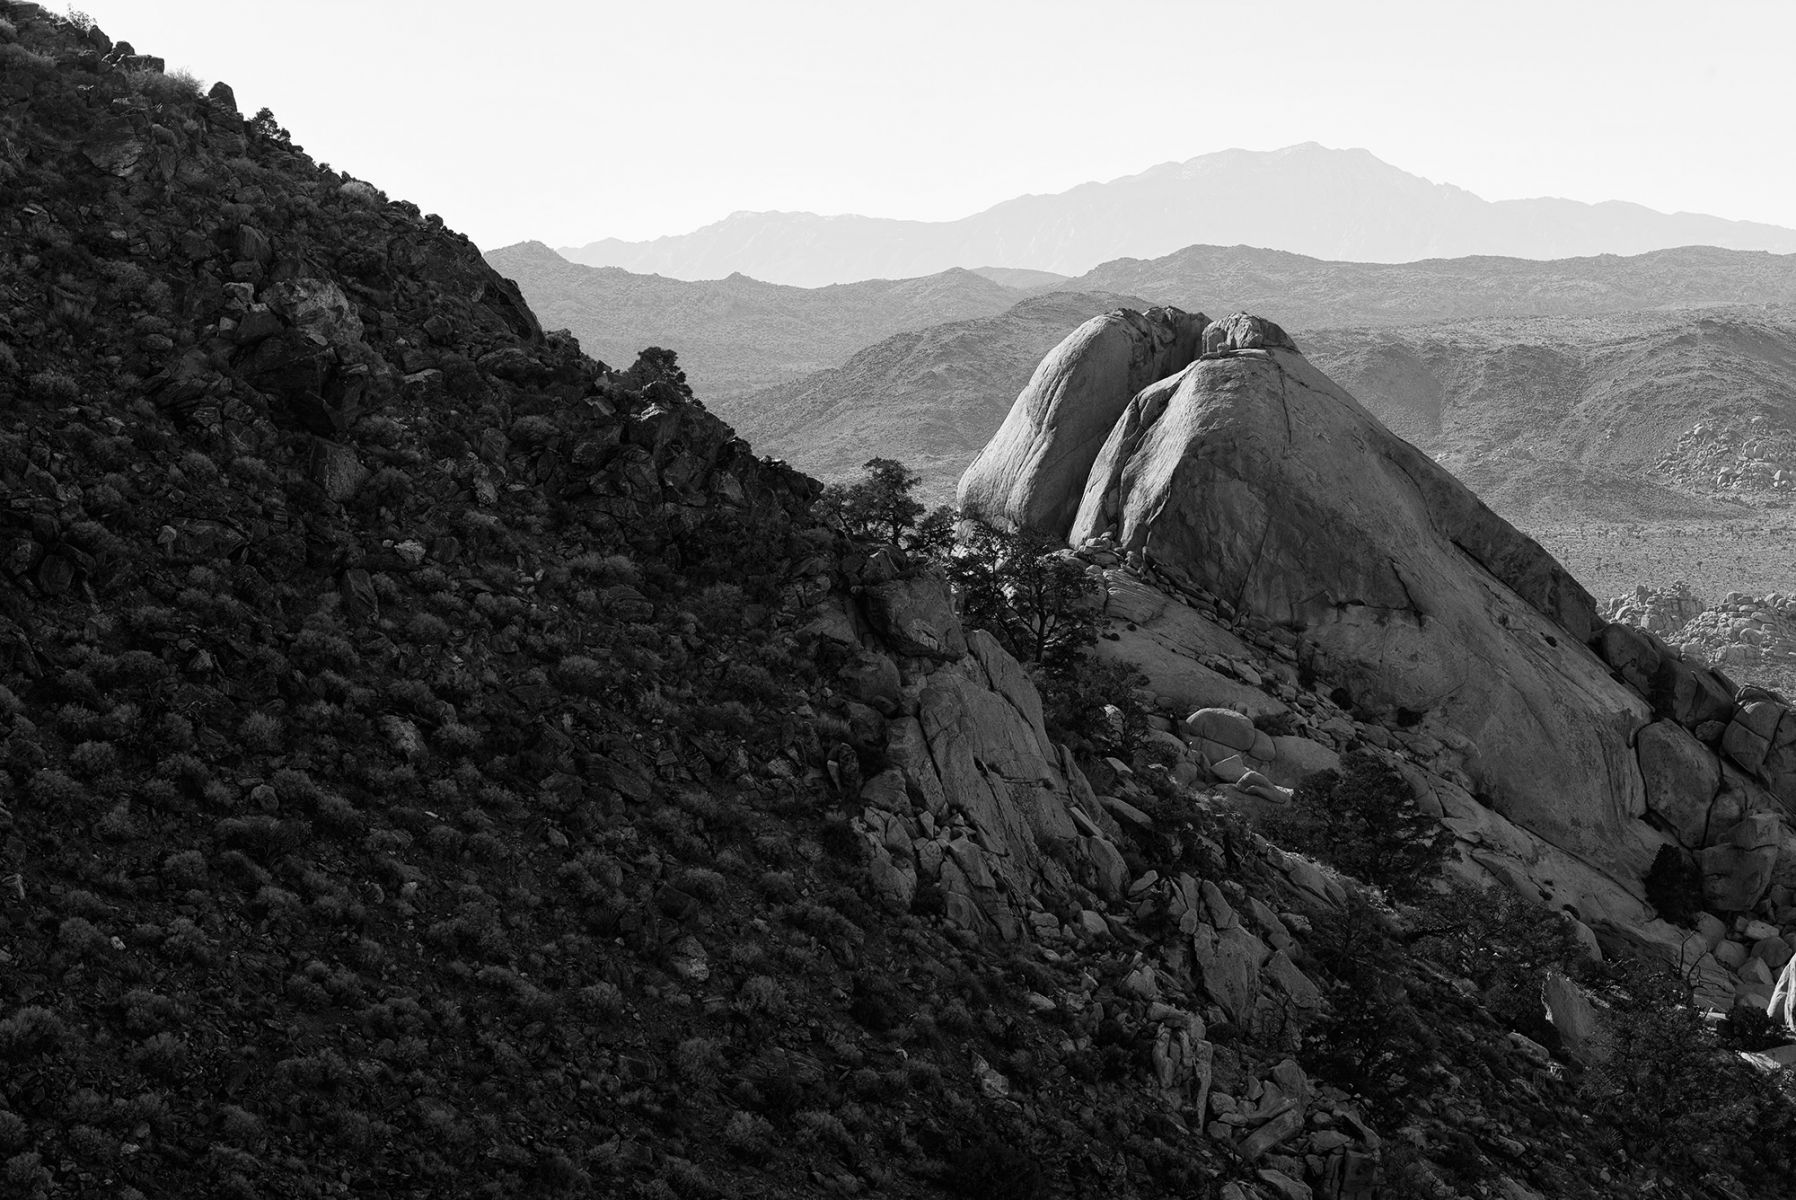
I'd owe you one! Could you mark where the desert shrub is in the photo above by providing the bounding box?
[0,1007,69,1058]
[125,68,203,103]
[794,1109,855,1159]
[68,740,118,778]
[130,1031,188,1079]
[945,1130,1045,1200]
[339,179,381,205]
[26,369,78,402]
[58,916,111,959]
[1578,956,1796,1181]
[1719,1003,1787,1052]
[1262,750,1447,902]
[579,981,625,1021]
[95,801,141,841]
[161,918,215,965]
[29,768,90,809]
[2,1151,51,1198]
[673,1037,725,1087]
[734,975,786,1018]
[0,42,53,72]
[1644,843,1705,925]
[1036,656,1147,755]
[721,1110,773,1157]
[1303,894,1440,1122]
[553,654,607,697]
[756,870,797,902]
[509,414,557,446]
[160,849,208,889]
[238,710,284,751]
[1410,880,1584,1035]
[120,989,183,1035]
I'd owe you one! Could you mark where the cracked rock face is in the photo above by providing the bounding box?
[957,305,1207,536]
[968,312,1660,882]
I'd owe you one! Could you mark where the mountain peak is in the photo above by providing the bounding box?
[558,147,1796,286]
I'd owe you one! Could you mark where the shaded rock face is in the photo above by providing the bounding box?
[957,305,1206,536]
[1039,318,1650,876]
[823,586,1121,941]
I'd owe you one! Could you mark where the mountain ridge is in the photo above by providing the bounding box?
[483,240,1030,404]
[557,144,1796,286]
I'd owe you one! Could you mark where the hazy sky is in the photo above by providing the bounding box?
[75,0,1796,254]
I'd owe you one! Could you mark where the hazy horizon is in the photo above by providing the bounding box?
[73,0,1796,255]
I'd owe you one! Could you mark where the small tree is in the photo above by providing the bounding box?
[1643,843,1704,926]
[907,504,958,562]
[949,521,1098,671]
[1408,879,1584,1037]
[817,458,924,544]
[249,106,291,145]
[624,346,693,404]
[1263,751,1449,903]
[1303,893,1441,1124]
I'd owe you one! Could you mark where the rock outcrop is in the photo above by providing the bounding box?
[957,306,1205,536]
[970,313,1653,880]
[816,581,1125,940]
[963,309,1796,956]
[1604,581,1705,639]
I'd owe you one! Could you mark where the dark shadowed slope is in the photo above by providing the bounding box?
[484,241,1027,404]
[557,144,1796,285]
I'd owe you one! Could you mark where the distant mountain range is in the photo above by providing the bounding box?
[482,242,1034,403]
[555,144,1796,286]
[487,241,1796,448]
[1065,244,1796,327]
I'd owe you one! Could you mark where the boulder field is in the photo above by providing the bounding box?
[960,309,1796,987]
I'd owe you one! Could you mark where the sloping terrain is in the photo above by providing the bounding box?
[722,291,1150,506]
[6,9,1796,1200]
[1608,584,1796,698]
[556,144,1796,286]
[482,241,1026,405]
[1305,307,1796,524]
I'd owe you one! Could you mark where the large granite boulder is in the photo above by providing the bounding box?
[1636,720,1722,849]
[971,314,1659,880]
[957,306,1206,536]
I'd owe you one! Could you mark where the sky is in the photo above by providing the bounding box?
[71,0,1796,255]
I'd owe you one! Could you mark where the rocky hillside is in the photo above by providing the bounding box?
[6,8,1796,1200]
[482,241,1028,405]
[962,308,1796,1004]
[722,290,1150,505]
[556,144,1796,286]
[1608,585,1796,697]
[1305,307,1796,524]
